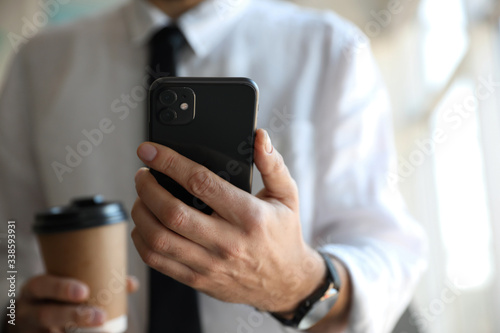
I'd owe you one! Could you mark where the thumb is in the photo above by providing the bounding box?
[254,129,298,207]
[126,276,140,294]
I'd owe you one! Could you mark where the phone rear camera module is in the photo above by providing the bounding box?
[159,108,178,124]
[160,90,177,106]
[154,85,196,125]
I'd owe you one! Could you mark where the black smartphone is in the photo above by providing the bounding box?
[148,77,259,214]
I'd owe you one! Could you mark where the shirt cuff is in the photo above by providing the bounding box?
[319,241,425,333]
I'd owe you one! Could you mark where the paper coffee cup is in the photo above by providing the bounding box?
[34,196,128,333]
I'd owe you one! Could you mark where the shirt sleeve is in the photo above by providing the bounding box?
[0,49,46,316]
[311,22,428,332]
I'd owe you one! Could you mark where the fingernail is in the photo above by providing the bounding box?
[129,275,139,286]
[135,167,148,183]
[92,309,106,325]
[70,284,88,300]
[138,143,157,162]
[127,275,140,292]
[264,130,273,154]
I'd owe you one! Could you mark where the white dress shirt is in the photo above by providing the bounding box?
[0,0,427,332]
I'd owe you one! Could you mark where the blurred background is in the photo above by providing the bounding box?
[1,0,499,332]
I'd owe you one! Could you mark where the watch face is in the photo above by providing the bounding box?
[297,292,339,330]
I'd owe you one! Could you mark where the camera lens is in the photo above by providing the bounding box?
[159,109,177,124]
[159,90,177,106]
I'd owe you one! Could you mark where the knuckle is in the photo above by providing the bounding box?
[188,169,217,198]
[65,320,80,332]
[130,208,138,223]
[206,255,223,275]
[245,207,266,234]
[130,199,141,221]
[217,243,242,262]
[74,306,93,326]
[164,205,188,230]
[130,227,138,239]
[150,234,171,253]
[157,152,177,174]
[135,176,147,197]
[142,249,160,268]
[214,243,230,260]
[228,243,244,260]
[251,206,266,224]
[184,271,202,289]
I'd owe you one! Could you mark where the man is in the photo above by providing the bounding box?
[0,0,427,332]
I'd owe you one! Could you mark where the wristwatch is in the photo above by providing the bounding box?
[271,252,341,330]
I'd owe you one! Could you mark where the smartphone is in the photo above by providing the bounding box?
[148,77,259,214]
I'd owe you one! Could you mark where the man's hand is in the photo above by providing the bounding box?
[131,129,326,313]
[7,274,139,333]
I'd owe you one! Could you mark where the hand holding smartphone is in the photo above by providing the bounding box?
[148,77,259,214]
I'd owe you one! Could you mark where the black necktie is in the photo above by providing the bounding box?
[147,26,202,333]
[148,26,186,84]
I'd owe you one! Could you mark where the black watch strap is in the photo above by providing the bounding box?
[271,252,341,329]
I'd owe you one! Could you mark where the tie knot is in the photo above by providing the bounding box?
[150,26,186,53]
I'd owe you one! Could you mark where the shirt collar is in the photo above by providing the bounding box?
[124,0,251,58]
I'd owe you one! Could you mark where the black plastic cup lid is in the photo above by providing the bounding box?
[33,196,128,234]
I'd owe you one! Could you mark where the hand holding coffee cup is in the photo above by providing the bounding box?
[25,196,135,333]
[6,274,139,333]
